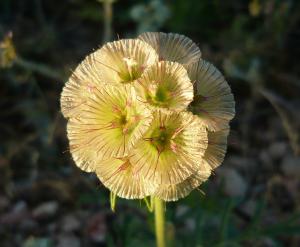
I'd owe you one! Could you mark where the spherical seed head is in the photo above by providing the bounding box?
[138,32,201,65]
[93,39,159,84]
[134,61,194,110]
[95,157,157,199]
[130,109,208,185]
[67,84,152,172]
[187,59,235,131]
[60,32,235,202]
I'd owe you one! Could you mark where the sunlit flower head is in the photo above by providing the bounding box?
[93,39,158,84]
[61,31,235,202]
[154,127,229,201]
[66,84,152,172]
[129,109,208,185]
[134,61,193,110]
[139,32,201,65]
[187,59,235,131]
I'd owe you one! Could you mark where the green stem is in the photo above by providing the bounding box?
[15,57,64,81]
[154,197,166,247]
[102,0,113,43]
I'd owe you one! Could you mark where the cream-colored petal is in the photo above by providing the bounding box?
[93,39,158,84]
[187,59,235,131]
[61,54,105,118]
[134,61,193,110]
[130,109,208,185]
[67,84,152,172]
[203,127,229,169]
[154,162,211,201]
[95,158,157,199]
[67,119,97,172]
[138,32,201,65]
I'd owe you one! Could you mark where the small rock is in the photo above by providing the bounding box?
[281,156,300,177]
[218,168,248,197]
[32,201,58,219]
[0,196,10,212]
[185,218,196,232]
[86,213,106,243]
[61,214,81,232]
[57,234,80,247]
[268,142,287,160]
[175,205,189,218]
[226,156,256,169]
[23,237,52,247]
[19,218,38,232]
[241,199,256,217]
[259,150,272,168]
[0,201,29,225]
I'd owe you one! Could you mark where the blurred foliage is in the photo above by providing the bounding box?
[0,31,16,68]
[130,0,170,34]
[0,0,300,246]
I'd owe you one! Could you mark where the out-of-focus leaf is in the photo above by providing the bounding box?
[261,89,300,155]
[249,0,261,17]
[130,0,170,34]
[23,237,53,247]
[0,31,16,68]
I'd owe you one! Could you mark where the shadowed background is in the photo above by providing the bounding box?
[0,0,300,246]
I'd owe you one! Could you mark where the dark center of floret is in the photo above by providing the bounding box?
[147,85,172,108]
[190,94,207,106]
[115,111,140,135]
[119,57,143,83]
[119,114,127,125]
[149,127,172,152]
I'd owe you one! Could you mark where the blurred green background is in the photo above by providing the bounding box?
[0,0,300,246]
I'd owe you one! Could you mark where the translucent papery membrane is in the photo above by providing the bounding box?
[154,127,229,201]
[67,85,152,172]
[96,158,157,199]
[138,32,201,65]
[60,54,105,118]
[154,162,211,201]
[129,109,208,185]
[134,61,194,110]
[187,59,235,131]
[92,39,158,84]
[203,127,229,169]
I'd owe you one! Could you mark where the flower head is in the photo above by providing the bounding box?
[138,32,201,65]
[187,59,235,131]
[66,84,152,172]
[61,32,235,201]
[130,109,208,185]
[134,61,193,110]
[93,39,158,84]
[154,127,229,201]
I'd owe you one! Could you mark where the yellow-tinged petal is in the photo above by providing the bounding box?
[93,39,158,84]
[61,54,105,118]
[130,109,208,185]
[187,59,235,131]
[67,84,152,171]
[154,162,211,201]
[138,32,201,65]
[134,61,193,110]
[95,157,157,199]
